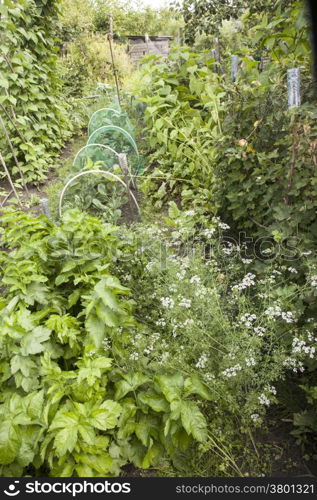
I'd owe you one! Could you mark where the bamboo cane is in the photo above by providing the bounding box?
[107,14,121,107]
[0,103,26,142]
[0,152,22,207]
[0,114,29,195]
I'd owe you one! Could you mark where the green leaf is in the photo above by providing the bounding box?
[115,373,149,400]
[138,392,170,413]
[76,453,114,474]
[0,421,20,465]
[155,373,184,403]
[26,390,44,420]
[94,280,122,312]
[11,355,36,377]
[91,357,112,370]
[85,314,105,348]
[184,374,214,401]
[20,326,51,355]
[78,424,96,445]
[90,401,122,430]
[141,442,162,468]
[54,426,78,457]
[168,201,180,219]
[0,77,9,89]
[180,401,207,442]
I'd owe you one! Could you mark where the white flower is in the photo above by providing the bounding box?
[160,297,175,308]
[292,337,315,358]
[265,385,277,395]
[222,364,242,378]
[183,318,194,327]
[218,222,230,230]
[239,313,257,327]
[264,305,282,319]
[251,413,260,421]
[179,297,192,308]
[245,356,256,367]
[254,326,266,337]
[288,267,298,274]
[309,275,317,287]
[282,357,305,373]
[176,270,186,281]
[190,275,201,284]
[281,311,297,323]
[159,352,170,364]
[102,338,111,351]
[184,210,195,216]
[262,248,273,255]
[222,245,234,255]
[195,353,209,369]
[195,285,208,298]
[232,273,256,291]
[155,318,166,326]
[145,261,155,271]
[258,393,270,406]
[129,352,139,361]
[203,228,216,238]
[241,258,253,264]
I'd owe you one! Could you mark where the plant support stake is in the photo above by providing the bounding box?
[108,14,121,107]
[40,198,52,220]
[231,55,239,82]
[287,68,301,108]
[0,114,29,196]
[0,152,22,207]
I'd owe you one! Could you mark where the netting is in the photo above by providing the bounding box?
[87,125,140,174]
[88,108,134,137]
[72,144,120,172]
[59,170,139,224]
[58,93,143,220]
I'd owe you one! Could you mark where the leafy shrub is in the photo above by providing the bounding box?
[111,205,317,474]
[0,0,71,184]
[134,2,317,246]
[135,49,224,214]
[59,34,133,97]
[0,209,210,476]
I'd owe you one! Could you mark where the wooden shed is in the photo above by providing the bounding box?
[127,35,173,63]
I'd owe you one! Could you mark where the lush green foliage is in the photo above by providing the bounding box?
[129,0,317,470]
[178,0,294,44]
[135,2,317,246]
[1,0,317,479]
[0,0,71,184]
[59,35,133,97]
[136,50,224,214]
[58,0,181,42]
[0,209,210,476]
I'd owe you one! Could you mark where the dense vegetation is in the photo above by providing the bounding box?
[0,0,70,184]
[0,0,317,478]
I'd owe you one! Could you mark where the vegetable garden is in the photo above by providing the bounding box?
[1,0,317,479]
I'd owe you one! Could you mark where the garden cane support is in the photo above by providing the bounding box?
[0,152,22,207]
[108,14,121,107]
[0,114,29,196]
